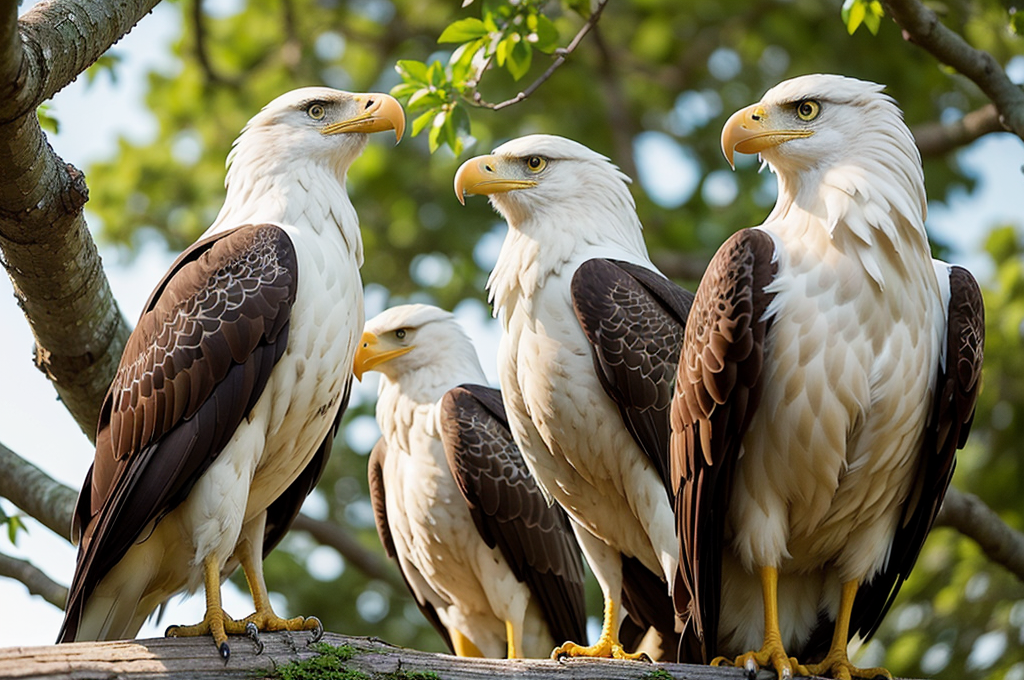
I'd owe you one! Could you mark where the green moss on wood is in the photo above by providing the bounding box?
[262,643,442,680]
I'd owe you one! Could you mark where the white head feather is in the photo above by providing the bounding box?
[727,74,929,288]
[364,304,487,398]
[461,134,654,313]
[205,87,399,263]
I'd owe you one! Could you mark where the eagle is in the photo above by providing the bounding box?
[671,74,984,680]
[352,303,587,658]
[454,135,693,660]
[56,87,404,658]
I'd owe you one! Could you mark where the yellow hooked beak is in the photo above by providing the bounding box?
[322,93,405,143]
[721,103,814,169]
[453,154,538,205]
[353,331,415,381]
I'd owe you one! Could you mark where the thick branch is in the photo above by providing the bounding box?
[882,0,1024,142]
[471,0,609,111]
[0,0,142,439]
[0,442,78,539]
[0,551,67,609]
[291,514,405,592]
[0,632,765,679]
[936,486,1024,583]
[911,104,1005,157]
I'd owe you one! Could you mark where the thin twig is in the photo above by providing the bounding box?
[471,0,610,111]
[882,0,1024,142]
[0,551,68,609]
[191,0,238,87]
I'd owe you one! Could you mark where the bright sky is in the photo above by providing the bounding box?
[1,1,1022,651]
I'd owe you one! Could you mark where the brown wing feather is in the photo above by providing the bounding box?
[367,436,454,652]
[670,229,778,662]
[572,258,693,497]
[58,224,298,643]
[440,384,588,647]
[835,264,984,647]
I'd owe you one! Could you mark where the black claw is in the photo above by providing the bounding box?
[220,641,231,662]
[555,651,570,663]
[307,617,324,644]
[164,625,176,637]
[246,622,264,655]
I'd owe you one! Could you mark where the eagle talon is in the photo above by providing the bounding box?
[306,617,324,644]
[219,641,230,662]
[245,622,264,655]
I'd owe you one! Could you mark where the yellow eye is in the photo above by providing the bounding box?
[395,329,407,339]
[307,103,326,120]
[525,156,547,173]
[796,99,821,121]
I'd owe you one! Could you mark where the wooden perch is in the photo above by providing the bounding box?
[0,632,927,680]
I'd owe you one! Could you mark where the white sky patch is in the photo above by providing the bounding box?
[307,545,346,582]
[633,131,701,209]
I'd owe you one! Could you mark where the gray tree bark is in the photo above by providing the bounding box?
[0,0,156,441]
[0,631,923,680]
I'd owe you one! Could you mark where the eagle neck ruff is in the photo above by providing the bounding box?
[764,124,930,291]
[206,144,363,266]
[486,187,651,317]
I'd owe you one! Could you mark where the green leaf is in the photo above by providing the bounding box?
[843,0,867,34]
[389,82,420,101]
[411,108,438,137]
[495,34,511,67]
[407,87,444,111]
[863,0,885,35]
[438,17,489,43]
[506,36,532,81]
[428,112,446,153]
[85,52,122,86]
[395,59,430,85]
[36,104,59,134]
[531,13,559,53]
[443,113,460,155]
[426,60,446,88]
[6,515,26,545]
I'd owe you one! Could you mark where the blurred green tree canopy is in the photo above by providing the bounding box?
[59,0,1024,676]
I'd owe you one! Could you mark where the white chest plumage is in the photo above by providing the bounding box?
[497,251,676,578]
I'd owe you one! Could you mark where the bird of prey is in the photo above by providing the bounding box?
[353,304,587,658]
[56,87,404,658]
[454,135,693,660]
[671,74,984,680]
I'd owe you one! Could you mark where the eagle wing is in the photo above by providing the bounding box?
[59,223,299,643]
[838,263,985,646]
[440,383,588,646]
[571,258,694,497]
[367,437,453,652]
[670,229,778,662]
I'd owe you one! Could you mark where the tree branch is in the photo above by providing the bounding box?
[936,486,1024,583]
[0,551,67,609]
[882,0,1024,142]
[290,514,405,592]
[0,442,78,540]
[190,0,238,87]
[471,0,610,111]
[0,0,145,440]
[0,631,770,679]
[911,104,1006,157]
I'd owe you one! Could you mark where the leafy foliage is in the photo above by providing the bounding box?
[55,0,1024,677]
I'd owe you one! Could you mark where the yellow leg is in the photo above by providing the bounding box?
[451,629,484,657]
[235,544,321,636]
[711,566,801,679]
[165,555,236,659]
[505,620,518,659]
[796,580,892,680]
[552,595,650,661]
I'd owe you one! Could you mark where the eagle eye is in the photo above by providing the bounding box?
[307,103,327,120]
[525,156,547,173]
[795,99,821,122]
[395,329,407,339]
